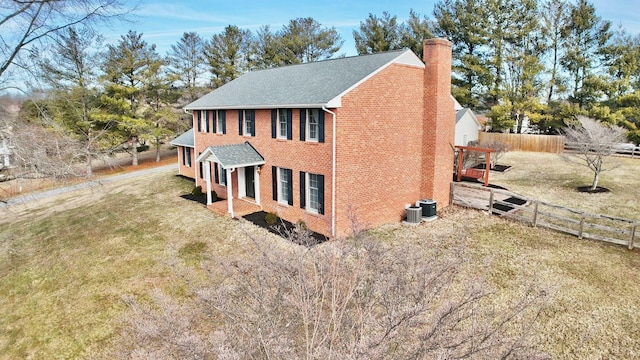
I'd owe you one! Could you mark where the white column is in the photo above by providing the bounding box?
[238,167,246,198]
[254,166,261,206]
[227,168,234,218]
[205,161,212,205]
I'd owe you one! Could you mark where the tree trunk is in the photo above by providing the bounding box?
[155,143,161,162]
[591,171,599,191]
[131,136,138,166]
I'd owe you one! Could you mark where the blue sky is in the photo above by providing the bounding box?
[103,0,640,57]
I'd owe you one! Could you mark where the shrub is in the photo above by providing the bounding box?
[264,212,278,225]
[192,185,203,197]
[210,191,217,202]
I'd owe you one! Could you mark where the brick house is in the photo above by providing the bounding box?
[171,39,455,238]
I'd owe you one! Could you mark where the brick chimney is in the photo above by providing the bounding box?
[421,38,455,208]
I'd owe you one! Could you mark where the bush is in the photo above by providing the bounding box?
[265,212,278,225]
[210,191,217,202]
[136,145,149,152]
[192,185,203,197]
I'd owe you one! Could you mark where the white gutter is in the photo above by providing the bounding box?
[322,106,337,238]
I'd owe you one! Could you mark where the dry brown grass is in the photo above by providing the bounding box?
[1,152,639,359]
[489,151,640,220]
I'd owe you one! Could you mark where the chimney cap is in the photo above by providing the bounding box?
[423,38,452,47]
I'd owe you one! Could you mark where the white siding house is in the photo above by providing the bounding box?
[454,108,482,146]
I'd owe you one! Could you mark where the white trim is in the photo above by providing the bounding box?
[227,168,235,217]
[306,109,320,142]
[238,167,246,199]
[216,110,224,134]
[254,166,261,206]
[277,109,288,140]
[277,167,290,205]
[204,161,212,205]
[322,106,336,237]
[306,172,320,214]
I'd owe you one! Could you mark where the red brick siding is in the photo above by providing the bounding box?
[421,39,455,207]
[334,63,424,236]
[193,109,333,236]
[176,146,196,179]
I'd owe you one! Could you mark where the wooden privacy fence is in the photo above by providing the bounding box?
[450,182,639,250]
[564,141,640,159]
[478,133,565,153]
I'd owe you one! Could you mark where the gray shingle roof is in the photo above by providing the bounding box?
[196,142,265,169]
[170,128,194,147]
[185,49,423,110]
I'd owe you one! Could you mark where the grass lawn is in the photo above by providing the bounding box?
[0,152,639,358]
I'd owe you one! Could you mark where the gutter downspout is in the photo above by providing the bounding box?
[322,106,336,238]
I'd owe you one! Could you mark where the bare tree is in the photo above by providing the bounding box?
[117,227,550,359]
[562,115,627,191]
[0,0,131,87]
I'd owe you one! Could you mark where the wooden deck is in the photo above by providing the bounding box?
[207,198,262,218]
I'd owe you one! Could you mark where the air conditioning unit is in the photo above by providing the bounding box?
[416,199,437,218]
[406,206,422,224]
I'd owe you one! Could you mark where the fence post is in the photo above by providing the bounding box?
[578,213,585,239]
[488,190,494,213]
[630,223,637,250]
[532,200,539,227]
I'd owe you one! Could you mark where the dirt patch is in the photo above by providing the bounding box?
[576,186,610,193]
[243,211,328,246]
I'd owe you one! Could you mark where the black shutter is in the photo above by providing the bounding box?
[211,110,217,133]
[300,171,306,209]
[318,110,325,143]
[221,110,226,134]
[198,153,203,178]
[300,109,306,141]
[238,110,243,135]
[272,166,278,201]
[197,111,201,132]
[214,163,219,184]
[271,109,277,138]
[286,168,293,205]
[205,111,209,132]
[250,110,256,136]
[182,147,186,166]
[286,109,292,140]
[318,174,324,215]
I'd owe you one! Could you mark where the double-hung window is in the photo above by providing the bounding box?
[300,109,324,143]
[239,110,255,136]
[183,147,192,167]
[199,110,208,132]
[272,109,292,140]
[300,171,324,214]
[216,110,226,134]
[272,166,293,206]
[214,163,227,186]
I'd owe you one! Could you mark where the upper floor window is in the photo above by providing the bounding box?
[216,110,226,134]
[198,110,208,132]
[239,110,255,137]
[271,109,292,140]
[300,108,325,143]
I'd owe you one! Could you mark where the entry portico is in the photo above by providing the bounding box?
[196,142,265,218]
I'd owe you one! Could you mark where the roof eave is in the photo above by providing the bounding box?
[185,103,332,111]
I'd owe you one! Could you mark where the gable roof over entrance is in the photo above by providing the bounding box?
[185,49,424,110]
[196,142,265,169]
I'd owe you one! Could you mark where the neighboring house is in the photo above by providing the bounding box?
[173,39,455,238]
[455,108,482,146]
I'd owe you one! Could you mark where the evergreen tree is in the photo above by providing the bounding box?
[277,18,343,64]
[38,27,111,178]
[101,30,163,166]
[561,0,612,107]
[204,25,255,88]
[400,10,434,60]
[433,0,489,109]
[353,12,402,54]
[166,32,206,101]
[252,25,282,69]
[541,0,569,102]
